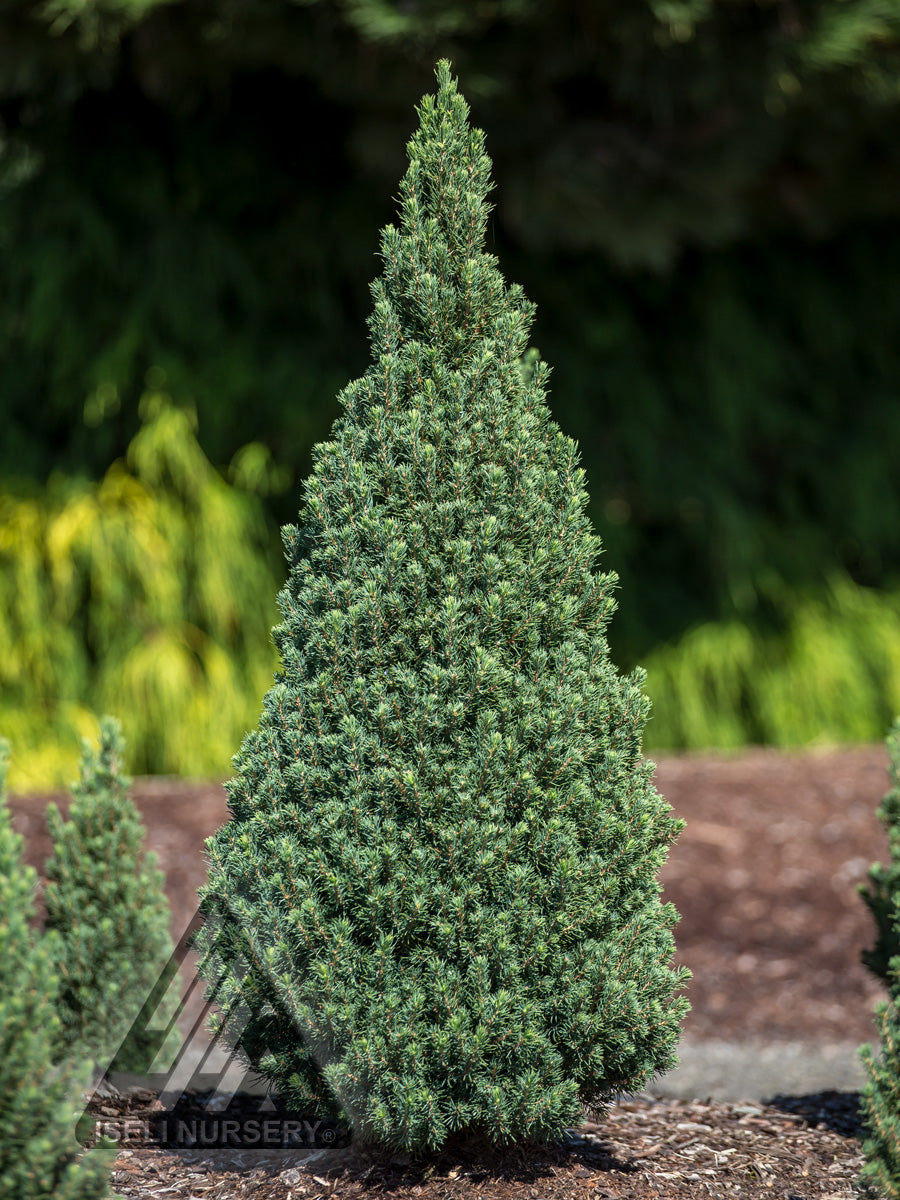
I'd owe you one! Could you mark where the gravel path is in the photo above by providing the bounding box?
[646,1038,867,1102]
[100,1036,872,1107]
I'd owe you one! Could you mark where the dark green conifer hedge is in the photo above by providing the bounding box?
[196,61,689,1155]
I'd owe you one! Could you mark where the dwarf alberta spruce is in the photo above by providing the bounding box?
[0,741,119,1199]
[43,718,182,1076]
[861,717,900,988]
[195,60,690,1154]
[859,719,900,1198]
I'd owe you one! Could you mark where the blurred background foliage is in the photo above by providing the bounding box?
[0,392,281,789]
[1,0,899,786]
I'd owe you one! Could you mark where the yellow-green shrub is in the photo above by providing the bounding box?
[0,391,282,790]
[643,573,900,751]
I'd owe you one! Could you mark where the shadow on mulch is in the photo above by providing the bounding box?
[765,1089,865,1139]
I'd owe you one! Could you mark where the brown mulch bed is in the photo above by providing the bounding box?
[84,1089,868,1199]
[657,743,890,1045]
[10,741,897,1198]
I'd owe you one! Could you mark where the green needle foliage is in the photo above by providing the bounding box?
[859,946,900,1198]
[43,717,182,1075]
[196,61,689,1155]
[861,717,900,987]
[0,740,119,1200]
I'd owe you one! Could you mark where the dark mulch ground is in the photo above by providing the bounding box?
[10,741,897,1198]
[83,1088,870,1199]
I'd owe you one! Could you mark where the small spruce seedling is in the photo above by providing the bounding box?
[44,717,182,1075]
[861,716,900,987]
[0,740,120,1199]
[196,60,690,1155]
[859,956,900,1198]
[858,719,900,1197]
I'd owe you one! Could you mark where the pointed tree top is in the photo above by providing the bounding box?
[73,716,131,802]
[363,59,529,375]
[396,59,494,264]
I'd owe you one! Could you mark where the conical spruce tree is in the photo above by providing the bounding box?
[861,717,900,987]
[0,740,119,1199]
[195,60,690,1155]
[43,717,182,1075]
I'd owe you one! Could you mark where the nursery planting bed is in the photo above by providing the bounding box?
[10,741,895,1198]
[83,1088,866,1199]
